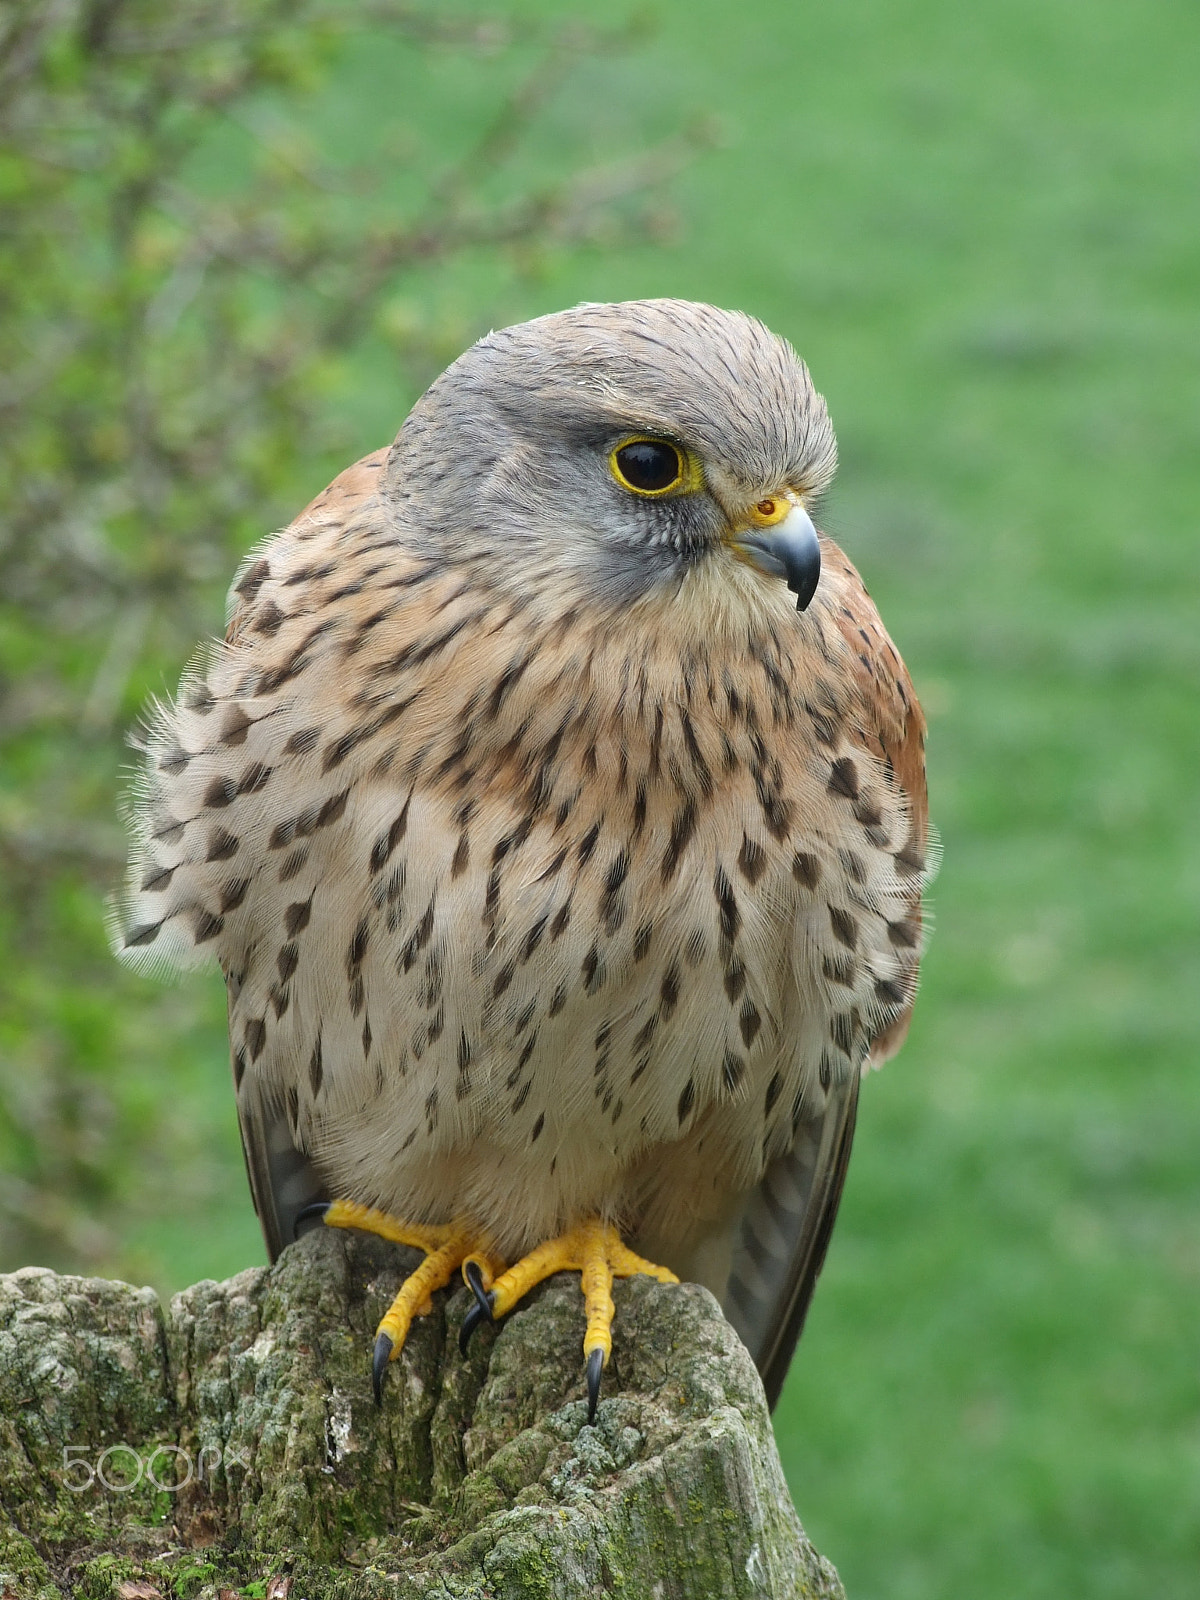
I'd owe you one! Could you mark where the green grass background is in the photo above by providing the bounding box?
[11,2,1200,1595]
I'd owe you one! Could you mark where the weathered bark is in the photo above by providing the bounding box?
[0,1228,844,1599]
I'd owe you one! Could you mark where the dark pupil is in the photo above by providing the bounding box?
[617,440,680,492]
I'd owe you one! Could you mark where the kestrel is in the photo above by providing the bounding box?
[116,300,928,1419]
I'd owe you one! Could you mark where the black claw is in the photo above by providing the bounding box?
[459,1269,496,1355]
[464,1260,495,1318]
[372,1332,393,1406]
[293,1200,330,1240]
[585,1347,604,1425]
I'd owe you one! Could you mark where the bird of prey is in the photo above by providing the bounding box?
[116,299,928,1419]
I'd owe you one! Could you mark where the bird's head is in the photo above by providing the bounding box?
[384,298,837,615]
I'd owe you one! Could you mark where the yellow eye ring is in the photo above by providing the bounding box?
[609,437,697,497]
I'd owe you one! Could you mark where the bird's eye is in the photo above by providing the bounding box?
[610,438,685,496]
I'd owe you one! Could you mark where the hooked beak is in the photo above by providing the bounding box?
[728,499,822,611]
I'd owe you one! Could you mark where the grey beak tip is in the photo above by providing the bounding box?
[780,508,821,611]
[791,546,821,611]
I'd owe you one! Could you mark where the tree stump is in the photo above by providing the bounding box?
[0,1228,844,1598]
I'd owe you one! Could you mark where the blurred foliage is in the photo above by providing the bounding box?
[0,0,690,1276]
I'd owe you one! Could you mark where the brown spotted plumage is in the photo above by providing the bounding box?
[116,300,929,1410]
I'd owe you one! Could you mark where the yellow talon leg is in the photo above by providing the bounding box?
[474,1217,679,1424]
[375,1234,468,1346]
[303,1198,503,1402]
[321,1197,460,1255]
[580,1221,615,1367]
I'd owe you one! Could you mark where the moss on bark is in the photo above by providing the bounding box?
[1,1229,843,1599]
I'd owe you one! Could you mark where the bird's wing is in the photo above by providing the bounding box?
[722,539,929,1408]
[225,449,388,1262]
[723,1067,860,1410]
[230,979,327,1261]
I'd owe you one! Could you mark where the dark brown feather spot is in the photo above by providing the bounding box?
[714,867,740,941]
[220,877,250,912]
[203,776,238,809]
[828,757,859,799]
[238,762,272,795]
[347,916,369,970]
[278,847,308,881]
[599,850,630,933]
[660,962,681,1019]
[582,944,606,994]
[633,1015,657,1054]
[206,827,239,862]
[737,835,766,886]
[739,998,761,1048]
[791,852,820,889]
[823,952,856,986]
[493,962,515,998]
[451,832,470,877]
[192,909,224,943]
[316,788,349,829]
[236,558,271,601]
[661,800,697,883]
[894,840,926,877]
[283,727,319,755]
[371,800,412,876]
[838,848,867,885]
[523,914,549,962]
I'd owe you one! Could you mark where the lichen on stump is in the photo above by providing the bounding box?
[0,1228,844,1599]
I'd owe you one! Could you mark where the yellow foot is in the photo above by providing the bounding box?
[301,1198,504,1403]
[460,1217,678,1423]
